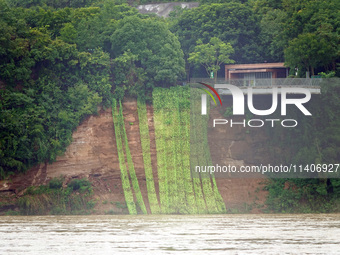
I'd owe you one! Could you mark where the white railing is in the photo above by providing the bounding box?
[189,78,322,87]
[189,78,226,84]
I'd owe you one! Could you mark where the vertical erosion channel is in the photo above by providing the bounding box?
[112,99,147,214]
[112,87,226,214]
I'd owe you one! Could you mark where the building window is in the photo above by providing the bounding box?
[255,72,272,79]
[241,72,272,86]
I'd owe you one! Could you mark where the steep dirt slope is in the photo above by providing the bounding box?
[0,99,269,214]
[0,107,127,214]
[208,103,269,213]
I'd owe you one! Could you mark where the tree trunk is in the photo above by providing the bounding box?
[186,61,190,82]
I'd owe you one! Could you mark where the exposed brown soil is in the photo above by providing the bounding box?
[207,101,270,213]
[0,107,127,214]
[145,101,161,205]
[120,99,149,213]
[0,98,272,214]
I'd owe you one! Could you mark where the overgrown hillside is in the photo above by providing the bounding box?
[0,0,185,179]
[1,0,340,214]
[110,87,225,214]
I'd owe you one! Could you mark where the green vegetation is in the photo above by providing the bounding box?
[1,0,339,214]
[112,99,147,214]
[189,89,209,213]
[188,37,234,82]
[115,201,128,209]
[17,177,95,215]
[68,178,93,192]
[284,33,334,76]
[1,0,339,179]
[137,97,161,214]
[162,89,180,213]
[153,88,171,213]
[179,88,198,214]
[112,99,137,215]
[119,100,147,214]
[0,0,185,179]
[153,86,225,214]
[6,0,98,8]
[265,178,340,213]
[190,88,226,213]
[170,0,339,77]
[134,0,187,5]
[170,2,261,79]
[111,15,185,99]
[262,79,340,213]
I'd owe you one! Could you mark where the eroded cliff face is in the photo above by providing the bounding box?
[0,105,125,214]
[0,99,268,214]
[208,104,270,212]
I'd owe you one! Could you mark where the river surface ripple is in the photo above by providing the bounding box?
[0,214,340,254]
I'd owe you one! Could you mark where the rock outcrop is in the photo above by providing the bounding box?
[137,2,199,17]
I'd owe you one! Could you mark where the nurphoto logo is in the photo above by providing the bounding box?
[199,82,312,128]
[198,82,223,115]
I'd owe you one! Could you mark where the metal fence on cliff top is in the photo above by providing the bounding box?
[189,78,323,87]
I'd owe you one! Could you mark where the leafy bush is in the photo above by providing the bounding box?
[67,178,92,193]
[223,107,233,118]
[115,201,128,209]
[49,177,64,190]
[17,178,95,215]
[265,178,340,213]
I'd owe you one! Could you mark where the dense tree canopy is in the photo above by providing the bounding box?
[188,37,234,82]
[171,2,261,65]
[6,0,98,8]
[0,0,113,178]
[253,0,340,74]
[0,0,184,178]
[284,33,334,76]
[170,0,339,78]
[111,15,185,96]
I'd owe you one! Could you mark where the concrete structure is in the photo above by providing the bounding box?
[191,62,321,94]
[225,63,289,86]
[216,86,321,95]
[214,78,322,95]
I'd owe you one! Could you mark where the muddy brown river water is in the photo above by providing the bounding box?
[0,214,340,254]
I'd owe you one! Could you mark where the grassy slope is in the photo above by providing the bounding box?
[112,100,137,215]
[137,97,161,214]
[114,87,226,214]
[112,99,147,215]
[119,101,147,214]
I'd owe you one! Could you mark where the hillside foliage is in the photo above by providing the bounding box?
[0,0,340,213]
[0,0,184,178]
